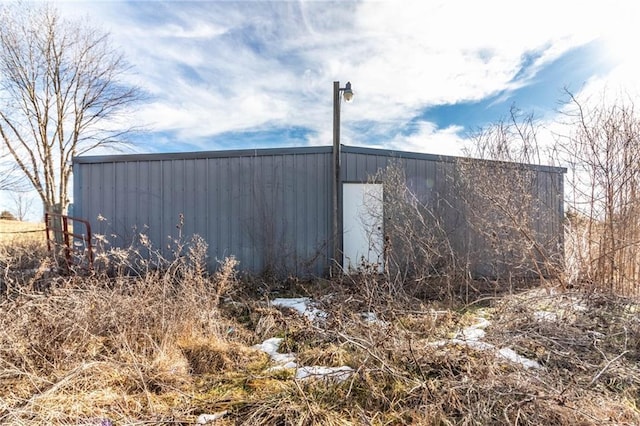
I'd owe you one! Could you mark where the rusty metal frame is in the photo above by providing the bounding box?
[45,213,94,270]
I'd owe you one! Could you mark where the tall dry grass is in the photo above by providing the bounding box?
[1,225,639,424]
[0,234,250,424]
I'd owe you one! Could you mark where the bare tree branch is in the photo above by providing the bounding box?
[0,2,141,213]
[556,89,640,295]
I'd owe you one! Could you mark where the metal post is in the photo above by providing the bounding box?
[332,81,341,271]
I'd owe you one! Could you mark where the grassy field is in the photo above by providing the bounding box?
[0,219,46,243]
[0,237,639,425]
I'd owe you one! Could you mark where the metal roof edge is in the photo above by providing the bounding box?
[73,145,333,164]
[341,145,457,163]
[341,145,567,174]
[73,144,567,174]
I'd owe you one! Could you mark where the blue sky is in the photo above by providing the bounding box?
[54,0,640,157]
[2,0,640,218]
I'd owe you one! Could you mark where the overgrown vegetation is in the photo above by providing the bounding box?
[2,92,640,424]
[459,110,564,285]
[557,93,640,295]
[1,234,639,425]
[456,94,640,298]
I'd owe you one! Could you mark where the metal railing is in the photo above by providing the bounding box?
[45,213,94,270]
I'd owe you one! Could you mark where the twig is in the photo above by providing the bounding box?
[293,379,313,417]
[588,350,629,387]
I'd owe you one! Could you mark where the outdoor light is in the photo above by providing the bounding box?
[343,81,354,102]
[332,80,354,269]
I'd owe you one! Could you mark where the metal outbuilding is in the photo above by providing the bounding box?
[73,145,565,277]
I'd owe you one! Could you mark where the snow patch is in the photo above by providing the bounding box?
[197,410,228,424]
[431,317,541,369]
[361,312,390,326]
[458,317,491,341]
[498,347,541,369]
[449,339,495,351]
[534,310,558,321]
[253,336,354,381]
[271,297,326,321]
[253,337,296,365]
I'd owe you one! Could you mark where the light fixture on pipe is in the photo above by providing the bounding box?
[342,81,354,102]
[332,81,354,270]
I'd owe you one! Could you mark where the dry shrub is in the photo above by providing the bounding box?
[364,155,560,305]
[490,290,640,384]
[459,108,564,289]
[180,339,267,375]
[0,236,244,424]
[364,162,464,302]
[457,158,561,281]
[252,306,287,341]
[483,289,640,423]
[3,233,640,425]
[556,92,640,296]
[0,239,50,294]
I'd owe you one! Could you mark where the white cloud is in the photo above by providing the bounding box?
[49,0,640,155]
[387,122,466,156]
[3,0,640,220]
[349,0,602,102]
[4,0,638,218]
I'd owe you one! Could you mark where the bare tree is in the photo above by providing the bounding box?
[0,2,140,215]
[0,147,26,191]
[556,91,640,295]
[8,191,34,221]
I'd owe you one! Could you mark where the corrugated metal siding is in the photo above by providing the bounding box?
[73,150,333,276]
[340,148,565,278]
[74,145,564,278]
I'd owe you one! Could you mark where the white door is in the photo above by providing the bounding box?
[342,183,384,273]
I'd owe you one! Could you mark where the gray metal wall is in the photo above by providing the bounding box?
[341,147,565,277]
[74,147,333,276]
[73,146,565,278]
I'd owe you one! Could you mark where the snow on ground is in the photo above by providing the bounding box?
[458,317,491,341]
[253,337,297,367]
[498,348,541,369]
[445,339,495,351]
[534,310,559,321]
[262,298,543,379]
[270,297,327,321]
[253,335,354,381]
[255,298,354,381]
[196,411,228,424]
[431,315,541,369]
